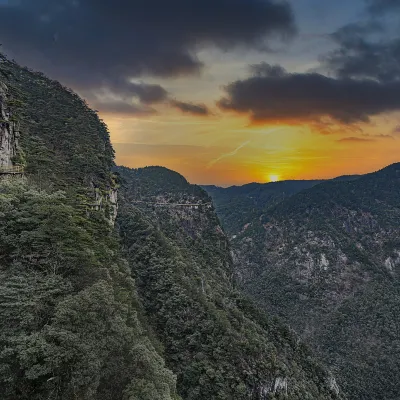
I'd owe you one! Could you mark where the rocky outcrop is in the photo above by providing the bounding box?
[0,82,19,167]
[256,377,289,399]
[329,376,340,396]
[93,185,118,226]
[107,187,118,225]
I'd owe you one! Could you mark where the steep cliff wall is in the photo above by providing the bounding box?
[0,81,20,167]
[0,54,118,223]
[0,54,178,400]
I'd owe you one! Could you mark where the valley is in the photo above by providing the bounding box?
[204,167,400,400]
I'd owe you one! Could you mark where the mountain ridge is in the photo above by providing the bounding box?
[116,165,344,400]
[205,161,400,400]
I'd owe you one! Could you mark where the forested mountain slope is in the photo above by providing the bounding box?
[116,166,344,400]
[0,55,178,400]
[203,181,323,238]
[218,164,400,400]
[203,176,361,239]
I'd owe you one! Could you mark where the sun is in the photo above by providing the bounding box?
[268,174,280,182]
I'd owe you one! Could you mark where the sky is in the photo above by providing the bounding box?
[1,0,400,186]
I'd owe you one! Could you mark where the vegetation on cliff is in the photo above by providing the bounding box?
[0,54,178,400]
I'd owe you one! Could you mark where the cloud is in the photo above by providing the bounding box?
[87,79,168,102]
[91,100,157,116]
[78,80,168,115]
[120,82,168,105]
[393,125,400,134]
[0,0,296,96]
[170,100,211,116]
[249,62,287,78]
[337,136,375,143]
[323,22,400,82]
[89,84,212,117]
[362,133,395,139]
[217,63,400,125]
[365,0,400,13]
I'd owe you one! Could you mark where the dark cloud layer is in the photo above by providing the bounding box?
[92,101,157,116]
[365,0,400,13]
[125,82,168,105]
[0,0,295,92]
[218,63,400,125]
[79,80,168,115]
[92,80,169,104]
[364,133,395,139]
[89,82,211,116]
[170,100,211,116]
[323,23,400,82]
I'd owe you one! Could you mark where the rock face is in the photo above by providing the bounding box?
[0,82,19,167]
[258,377,288,399]
[107,187,118,225]
[93,184,119,226]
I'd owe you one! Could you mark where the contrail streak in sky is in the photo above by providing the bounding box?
[207,141,250,168]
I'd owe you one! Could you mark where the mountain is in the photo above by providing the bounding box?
[206,165,400,399]
[202,175,362,239]
[0,53,346,400]
[116,165,344,400]
[202,180,326,238]
[0,54,178,400]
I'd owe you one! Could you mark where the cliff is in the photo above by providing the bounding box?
[0,54,178,400]
[0,80,21,168]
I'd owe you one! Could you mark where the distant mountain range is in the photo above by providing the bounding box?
[204,164,400,400]
[202,175,361,239]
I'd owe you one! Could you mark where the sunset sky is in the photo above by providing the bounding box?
[1,0,400,185]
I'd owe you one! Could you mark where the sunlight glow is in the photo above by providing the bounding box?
[268,174,280,182]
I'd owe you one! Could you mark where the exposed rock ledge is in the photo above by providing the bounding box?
[0,82,19,167]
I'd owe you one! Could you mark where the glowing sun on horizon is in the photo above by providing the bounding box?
[268,174,280,182]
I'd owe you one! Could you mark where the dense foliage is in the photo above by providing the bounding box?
[0,55,178,400]
[0,179,178,400]
[0,54,114,193]
[117,166,343,400]
[203,181,324,237]
[203,176,360,238]
[207,165,400,399]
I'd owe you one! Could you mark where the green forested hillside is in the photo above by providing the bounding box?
[0,54,114,190]
[203,176,361,238]
[214,164,400,400]
[0,55,178,400]
[116,166,344,400]
[203,181,325,237]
